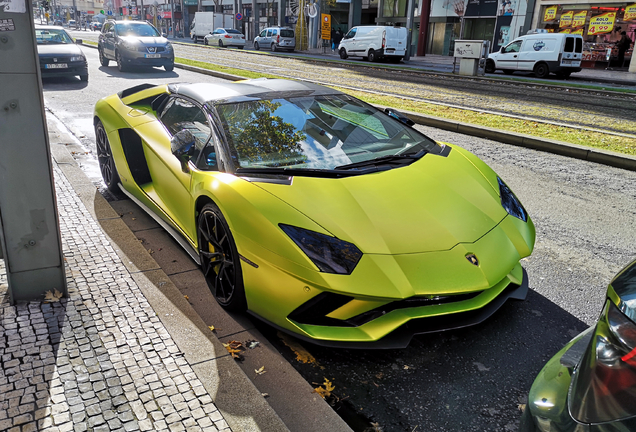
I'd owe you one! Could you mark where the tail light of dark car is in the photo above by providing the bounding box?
[568,300,636,423]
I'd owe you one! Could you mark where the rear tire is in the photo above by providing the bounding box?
[339,48,348,59]
[95,119,120,192]
[367,49,376,62]
[219,40,224,47]
[534,63,549,78]
[254,41,260,50]
[271,43,277,52]
[485,59,495,73]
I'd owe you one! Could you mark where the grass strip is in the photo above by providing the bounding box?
[176,57,636,156]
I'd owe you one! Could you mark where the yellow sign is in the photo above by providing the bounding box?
[587,12,616,35]
[321,14,331,40]
[544,6,557,21]
[571,28,584,35]
[572,11,587,27]
[625,3,636,21]
[560,28,571,33]
[560,10,573,28]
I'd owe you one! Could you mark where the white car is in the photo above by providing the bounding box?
[203,28,245,48]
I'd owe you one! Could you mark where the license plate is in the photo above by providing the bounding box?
[45,63,68,69]
[562,60,580,66]
[145,53,161,58]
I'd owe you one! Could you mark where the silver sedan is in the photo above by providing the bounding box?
[204,28,246,48]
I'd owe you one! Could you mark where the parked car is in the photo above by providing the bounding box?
[521,258,636,431]
[90,21,103,31]
[35,25,88,82]
[486,31,583,78]
[203,28,245,48]
[98,20,174,72]
[67,19,77,29]
[338,25,407,62]
[253,26,295,52]
[93,78,535,348]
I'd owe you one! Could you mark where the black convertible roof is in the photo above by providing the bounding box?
[167,79,344,105]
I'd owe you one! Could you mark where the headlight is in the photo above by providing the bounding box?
[70,55,85,62]
[279,224,362,275]
[165,43,173,52]
[568,300,636,423]
[121,40,137,50]
[498,177,527,222]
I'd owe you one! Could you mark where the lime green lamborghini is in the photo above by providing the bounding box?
[94,79,535,348]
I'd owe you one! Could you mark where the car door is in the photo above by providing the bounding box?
[496,39,522,70]
[101,22,115,58]
[142,96,212,242]
[341,28,357,55]
[264,29,273,47]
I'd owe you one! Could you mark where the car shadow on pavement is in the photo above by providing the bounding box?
[261,288,589,432]
[42,77,89,90]
[97,66,179,79]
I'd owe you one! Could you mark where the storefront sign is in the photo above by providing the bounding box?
[559,10,573,28]
[587,12,615,35]
[625,3,636,20]
[572,11,587,27]
[544,6,557,21]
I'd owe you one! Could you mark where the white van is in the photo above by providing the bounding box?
[338,25,407,62]
[486,31,583,78]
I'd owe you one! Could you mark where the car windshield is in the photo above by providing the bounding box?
[35,29,74,44]
[216,94,440,173]
[115,23,160,37]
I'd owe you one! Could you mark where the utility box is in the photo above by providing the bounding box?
[454,40,489,76]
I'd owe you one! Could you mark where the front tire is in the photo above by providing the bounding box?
[339,48,348,59]
[116,51,127,72]
[80,74,88,82]
[204,38,208,45]
[164,63,174,72]
[254,41,260,50]
[198,203,246,312]
[367,49,376,62]
[95,119,120,192]
[534,63,549,78]
[485,59,495,73]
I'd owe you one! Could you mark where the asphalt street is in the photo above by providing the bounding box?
[42,46,636,431]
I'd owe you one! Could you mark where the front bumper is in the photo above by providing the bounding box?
[119,49,174,67]
[40,62,88,78]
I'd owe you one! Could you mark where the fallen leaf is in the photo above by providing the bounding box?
[44,289,63,303]
[313,378,335,399]
[261,392,269,398]
[255,366,266,375]
[223,340,244,360]
[246,340,260,349]
[184,295,190,302]
[375,372,384,379]
[518,403,526,412]
[132,217,136,221]
[147,249,154,254]
[208,325,216,332]
[278,332,318,365]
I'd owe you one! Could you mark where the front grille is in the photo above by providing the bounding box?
[142,46,165,52]
[39,56,72,64]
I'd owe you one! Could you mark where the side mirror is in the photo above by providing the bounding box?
[384,108,415,126]
[75,39,83,44]
[500,46,504,52]
[171,130,196,172]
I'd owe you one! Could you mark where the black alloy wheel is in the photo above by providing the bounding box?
[485,59,495,74]
[95,119,120,191]
[99,48,109,66]
[339,48,347,59]
[198,203,246,311]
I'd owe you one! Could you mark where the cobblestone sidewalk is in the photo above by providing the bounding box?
[0,166,231,432]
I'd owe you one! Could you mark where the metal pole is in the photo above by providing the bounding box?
[0,0,67,303]
[171,0,175,36]
[252,0,257,41]
[403,0,415,61]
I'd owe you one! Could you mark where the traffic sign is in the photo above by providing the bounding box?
[235,12,242,20]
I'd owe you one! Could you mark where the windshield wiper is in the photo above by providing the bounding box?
[235,166,392,179]
[334,149,427,171]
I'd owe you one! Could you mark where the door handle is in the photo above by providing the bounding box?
[514,55,517,58]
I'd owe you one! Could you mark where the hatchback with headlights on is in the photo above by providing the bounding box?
[98,20,174,72]
[35,25,88,82]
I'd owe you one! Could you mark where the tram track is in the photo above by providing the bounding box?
[175,44,636,138]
